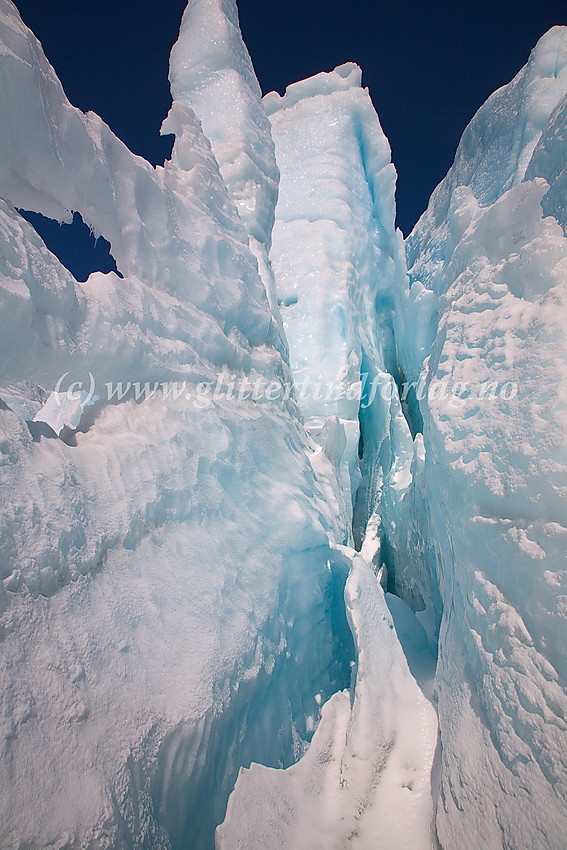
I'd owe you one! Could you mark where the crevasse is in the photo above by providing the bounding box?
[217,56,441,850]
[220,20,567,850]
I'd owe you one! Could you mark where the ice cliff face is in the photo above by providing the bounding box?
[0,2,356,847]
[0,2,566,849]
[396,25,567,850]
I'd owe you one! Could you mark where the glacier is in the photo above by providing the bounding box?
[0,1,566,849]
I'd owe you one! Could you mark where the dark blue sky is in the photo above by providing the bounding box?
[13,0,567,237]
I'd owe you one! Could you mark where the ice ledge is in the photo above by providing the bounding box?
[263,63,362,115]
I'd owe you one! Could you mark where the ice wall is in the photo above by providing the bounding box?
[397,27,567,850]
[166,0,285,345]
[264,65,414,576]
[0,3,358,847]
[526,90,567,233]
[401,25,567,382]
[0,0,278,392]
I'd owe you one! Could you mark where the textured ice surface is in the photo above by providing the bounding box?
[526,90,567,234]
[1,1,567,848]
[401,25,567,383]
[0,2,355,847]
[414,178,567,850]
[218,62,438,850]
[0,1,275,392]
[265,64,413,577]
[394,27,567,850]
[166,0,285,345]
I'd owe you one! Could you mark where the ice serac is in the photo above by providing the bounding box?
[165,0,285,343]
[264,64,414,569]
[217,65,438,850]
[0,3,358,848]
[0,0,276,391]
[396,27,567,850]
[400,25,567,383]
[526,90,567,233]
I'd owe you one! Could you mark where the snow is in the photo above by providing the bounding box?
[217,548,438,850]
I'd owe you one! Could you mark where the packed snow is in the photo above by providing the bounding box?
[0,1,566,849]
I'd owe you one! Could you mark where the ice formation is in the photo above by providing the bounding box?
[0,1,566,848]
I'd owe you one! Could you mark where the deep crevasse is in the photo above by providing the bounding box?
[221,23,567,850]
[218,64,439,849]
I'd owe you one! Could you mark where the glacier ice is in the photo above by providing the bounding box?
[165,0,286,346]
[265,61,417,596]
[0,1,566,849]
[391,25,567,850]
[0,2,355,847]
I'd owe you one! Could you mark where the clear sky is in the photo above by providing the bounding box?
[12,0,567,236]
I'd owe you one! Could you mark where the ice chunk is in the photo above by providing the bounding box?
[33,389,98,434]
[0,381,48,421]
